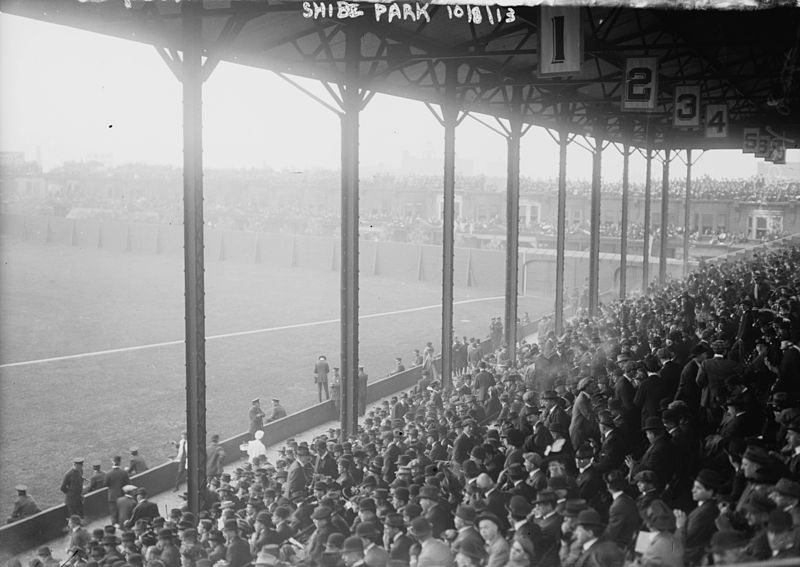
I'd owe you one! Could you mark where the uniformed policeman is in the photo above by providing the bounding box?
[7,484,40,523]
[60,458,85,517]
[127,447,149,475]
[267,398,287,422]
[87,461,106,492]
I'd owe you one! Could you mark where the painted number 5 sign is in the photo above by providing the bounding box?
[623,57,658,111]
[673,85,700,128]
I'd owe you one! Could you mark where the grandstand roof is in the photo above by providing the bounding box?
[2,1,800,150]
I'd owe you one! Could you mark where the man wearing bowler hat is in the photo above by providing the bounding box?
[383,512,413,564]
[60,457,85,517]
[603,470,641,550]
[128,487,160,526]
[341,535,366,567]
[452,504,483,551]
[573,509,624,567]
[626,416,676,488]
[541,390,570,432]
[409,516,453,567]
[505,495,537,542]
[575,444,606,515]
[419,485,452,538]
[769,477,800,526]
[533,489,562,541]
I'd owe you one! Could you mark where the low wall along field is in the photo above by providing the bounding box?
[0,214,686,295]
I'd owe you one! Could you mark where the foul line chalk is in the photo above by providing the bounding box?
[1,295,504,368]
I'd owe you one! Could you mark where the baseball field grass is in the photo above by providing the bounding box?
[0,237,552,520]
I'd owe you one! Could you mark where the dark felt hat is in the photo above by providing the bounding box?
[576,509,605,528]
[506,495,532,517]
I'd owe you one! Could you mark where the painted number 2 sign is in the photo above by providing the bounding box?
[623,58,658,111]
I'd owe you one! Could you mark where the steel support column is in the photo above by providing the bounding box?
[181,0,207,516]
[683,149,692,276]
[554,129,568,335]
[340,27,361,439]
[642,149,652,294]
[659,149,671,284]
[440,62,458,391]
[504,95,522,362]
[588,136,603,317]
[620,143,630,299]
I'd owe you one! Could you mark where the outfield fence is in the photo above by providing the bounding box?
[1,214,686,297]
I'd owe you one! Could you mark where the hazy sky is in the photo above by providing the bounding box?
[0,12,788,182]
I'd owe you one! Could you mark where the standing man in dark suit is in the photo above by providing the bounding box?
[626,417,676,489]
[634,355,669,422]
[128,487,160,526]
[541,390,570,432]
[616,362,640,433]
[115,484,138,527]
[314,440,338,480]
[452,420,476,465]
[674,345,707,413]
[249,398,265,436]
[284,446,311,500]
[657,348,682,401]
[357,367,369,416]
[60,457,85,518]
[674,469,722,566]
[697,339,742,429]
[777,332,800,394]
[595,411,626,474]
[473,362,496,403]
[314,355,331,402]
[575,445,608,518]
[602,470,641,551]
[105,455,129,524]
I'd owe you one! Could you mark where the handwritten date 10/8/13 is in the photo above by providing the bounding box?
[301,2,516,24]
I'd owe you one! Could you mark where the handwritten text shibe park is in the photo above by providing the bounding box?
[301,2,517,24]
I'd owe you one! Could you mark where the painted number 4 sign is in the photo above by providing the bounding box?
[705,105,728,138]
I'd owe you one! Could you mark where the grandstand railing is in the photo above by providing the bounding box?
[704,232,800,265]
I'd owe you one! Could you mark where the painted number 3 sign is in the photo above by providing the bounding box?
[623,58,658,111]
[673,85,700,128]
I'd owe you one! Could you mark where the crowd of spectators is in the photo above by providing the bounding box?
[16,238,800,566]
